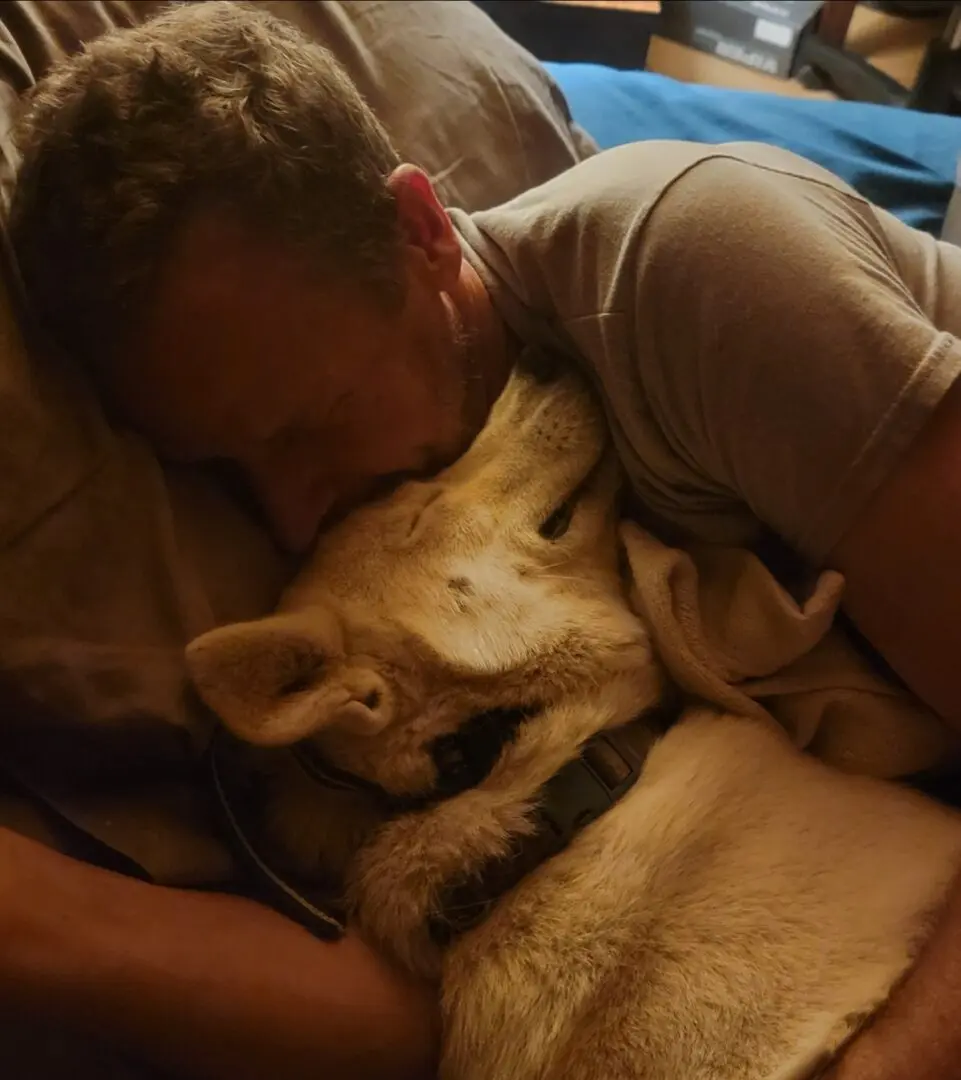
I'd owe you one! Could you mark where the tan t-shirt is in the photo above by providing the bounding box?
[454,141,961,565]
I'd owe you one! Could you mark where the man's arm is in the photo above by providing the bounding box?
[824,379,961,1079]
[825,867,961,1080]
[828,378,961,728]
[0,826,439,1080]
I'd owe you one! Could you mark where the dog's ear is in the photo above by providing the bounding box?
[185,610,393,746]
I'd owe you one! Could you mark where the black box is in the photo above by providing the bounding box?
[474,1,661,71]
[659,1,824,78]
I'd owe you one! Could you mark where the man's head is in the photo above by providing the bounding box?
[10,2,506,551]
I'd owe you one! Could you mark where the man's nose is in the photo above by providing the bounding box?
[246,460,335,555]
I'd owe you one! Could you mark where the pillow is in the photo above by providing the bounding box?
[0,1,597,210]
[0,0,595,882]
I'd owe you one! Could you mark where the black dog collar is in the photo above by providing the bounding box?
[209,704,676,945]
[428,714,667,945]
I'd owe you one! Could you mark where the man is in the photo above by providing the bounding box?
[5,3,961,1079]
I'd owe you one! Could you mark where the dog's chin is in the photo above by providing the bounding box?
[558,440,620,508]
[575,445,624,534]
[593,444,623,497]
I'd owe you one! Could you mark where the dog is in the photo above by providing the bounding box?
[187,366,961,1080]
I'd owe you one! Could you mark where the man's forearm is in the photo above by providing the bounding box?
[0,828,438,1080]
[828,867,961,1080]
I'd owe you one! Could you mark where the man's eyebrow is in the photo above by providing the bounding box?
[202,458,263,519]
[148,423,213,463]
[148,413,230,464]
[324,388,357,423]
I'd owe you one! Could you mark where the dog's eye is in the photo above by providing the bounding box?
[539,498,576,541]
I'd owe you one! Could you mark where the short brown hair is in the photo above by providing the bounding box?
[9,1,402,365]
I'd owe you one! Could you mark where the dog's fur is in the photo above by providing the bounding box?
[188,369,961,1080]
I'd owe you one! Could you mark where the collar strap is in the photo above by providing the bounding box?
[207,730,348,942]
[428,715,667,945]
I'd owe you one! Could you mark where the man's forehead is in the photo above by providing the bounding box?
[144,211,310,331]
[167,208,298,273]
[109,211,342,457]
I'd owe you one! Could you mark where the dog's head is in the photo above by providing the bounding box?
[187,367,662,808]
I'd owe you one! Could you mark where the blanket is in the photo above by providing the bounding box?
[622,522,961,780]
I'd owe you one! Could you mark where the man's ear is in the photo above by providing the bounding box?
[387,163,461,290]
[185,610,393,747]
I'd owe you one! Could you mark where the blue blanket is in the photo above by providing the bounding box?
[547,63,961,236]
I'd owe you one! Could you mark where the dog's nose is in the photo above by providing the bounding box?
[517,346,568,385]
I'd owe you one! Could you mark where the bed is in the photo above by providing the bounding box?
[548,60,961,235]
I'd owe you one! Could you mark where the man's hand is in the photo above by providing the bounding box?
[0,827,439,1080]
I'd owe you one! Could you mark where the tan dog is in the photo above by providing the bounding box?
[188,367,961,1080]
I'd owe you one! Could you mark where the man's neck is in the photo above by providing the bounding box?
[454,261,515,428]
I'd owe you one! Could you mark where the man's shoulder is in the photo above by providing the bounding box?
[468,140,725,226]
[451,138,873,354]
[460,139,860,269]
[453,141,729,300]
[476,140,848,220]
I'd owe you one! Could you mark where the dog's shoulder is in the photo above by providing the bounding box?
[436,712,961,1080]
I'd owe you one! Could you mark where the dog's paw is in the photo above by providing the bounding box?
[348,812,448,978]
[349,789,535,978]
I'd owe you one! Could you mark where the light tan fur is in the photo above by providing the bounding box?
[187,367,961,1080]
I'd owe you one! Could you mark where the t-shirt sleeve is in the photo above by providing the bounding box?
[630,153,961,564]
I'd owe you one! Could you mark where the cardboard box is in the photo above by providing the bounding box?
[474,1,662,70]
[659,1,824,78]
